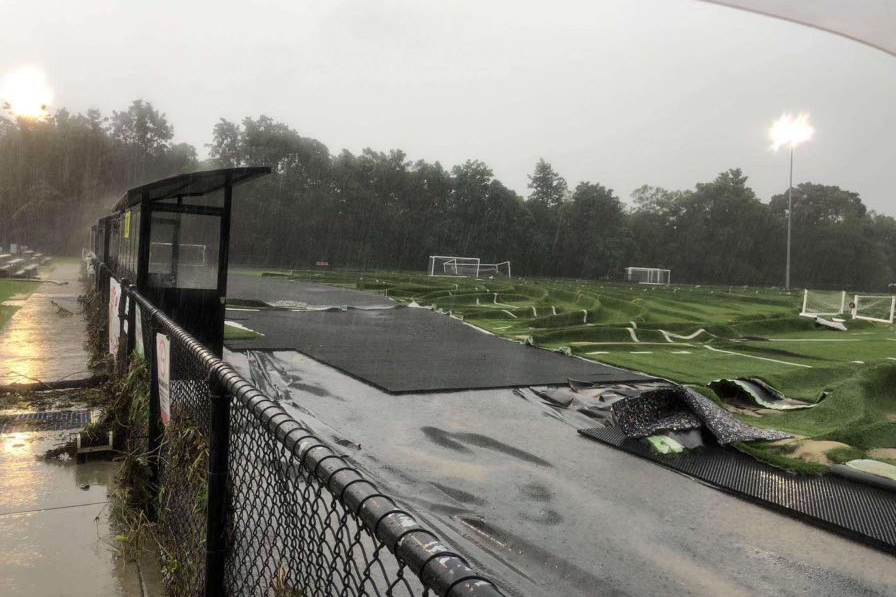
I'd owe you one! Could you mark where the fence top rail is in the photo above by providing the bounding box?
[94,259,505,597]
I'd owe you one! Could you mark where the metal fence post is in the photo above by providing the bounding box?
[146,312,163,520]
[205,372,231,597]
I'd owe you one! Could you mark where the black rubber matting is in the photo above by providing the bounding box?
[227,274,394,308]
[578,426,896,553]
[225,308,649,393]
[0,410,91,433]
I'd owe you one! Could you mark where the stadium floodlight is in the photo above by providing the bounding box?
[769,113,814,290]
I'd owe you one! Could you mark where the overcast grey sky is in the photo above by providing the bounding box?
[2,0,895,213]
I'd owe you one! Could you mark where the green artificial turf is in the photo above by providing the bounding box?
[0,279,36,331]
[240,268,896,471]
[224,322,262,340]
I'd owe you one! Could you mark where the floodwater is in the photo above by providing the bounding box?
[223,277,896,597]
[0,424,159,596]
[0,260,91,386]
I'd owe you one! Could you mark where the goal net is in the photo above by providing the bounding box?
[477,261,511,278]
[427,256,511,278]
[801,289,846,317]
[852,294,896,324]
[625,267,670,285]
[428,256,480,277]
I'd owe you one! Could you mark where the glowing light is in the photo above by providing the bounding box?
[0,66,53,119]
[769,113,814,151]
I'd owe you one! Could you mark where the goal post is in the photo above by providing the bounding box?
[852,294,896,324]
[477,261,511,278]
[427,256,511,278]
[428,255,480,277]
[625,267,670,285]
[801,289,846,317]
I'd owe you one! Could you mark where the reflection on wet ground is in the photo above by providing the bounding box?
[0,422,159,596]
[228,348,896,597]
[0,261,90,386]
[0,259,160,596]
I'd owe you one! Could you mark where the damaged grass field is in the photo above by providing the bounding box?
[260,269,896,474]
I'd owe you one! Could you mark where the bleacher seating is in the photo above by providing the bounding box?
[0,247,50,278]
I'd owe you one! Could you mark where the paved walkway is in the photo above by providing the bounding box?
[0,259,91,386]
[0,258,161,596]
[0,422,161,596]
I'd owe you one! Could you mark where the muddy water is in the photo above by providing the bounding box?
[0,260,91,386]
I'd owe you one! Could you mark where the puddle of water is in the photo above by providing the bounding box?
[0,423,157,596]
[0,262,90,386]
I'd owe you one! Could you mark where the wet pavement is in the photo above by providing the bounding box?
[0,259,91,386]
[229,349,896,597]
[0,419,161,596]
[226,307,646,392]
[222,276,896,597]
[227,273,394,308]
[0,258,161,596]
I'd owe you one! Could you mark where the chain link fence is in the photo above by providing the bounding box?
[93,260,505,597]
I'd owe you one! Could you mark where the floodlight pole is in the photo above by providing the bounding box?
[785,146,793,290]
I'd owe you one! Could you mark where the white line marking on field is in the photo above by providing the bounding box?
[552,306,557,315]
[887,357,896,361]
[501,310,517,319]
[671,350,692,354]
[493,294,515,308]
[852,360,865,364]
[630,321,638,329]
[768,338,859,342]
[627,327,640,343]
[582,309,588,323]
[532,306,537,317]
[629,351,653,354]
[703,345,812,368]
[660,329,708,343]
[587,351,610,355]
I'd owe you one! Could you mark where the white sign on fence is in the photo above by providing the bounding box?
[134,304,144,358]
[156,333,171,426]
[108,278,121,355]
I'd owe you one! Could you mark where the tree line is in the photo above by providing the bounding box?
[2,101,894,290]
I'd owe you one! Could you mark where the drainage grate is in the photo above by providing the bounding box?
[579,425,896,553]
[0,410,91,433]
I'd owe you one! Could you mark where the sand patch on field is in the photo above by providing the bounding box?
[868,448,896,460]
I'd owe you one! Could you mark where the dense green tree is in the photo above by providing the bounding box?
[556,182,630,279]
[3,102,893,291]
[0,101,196,253]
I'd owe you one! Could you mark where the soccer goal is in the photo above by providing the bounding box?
[852,294,896,324]
[625,267,670,285]
[477,261,511,278]
[428,256,480,277]
[427,256,511,278]
[800,289,846,318]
